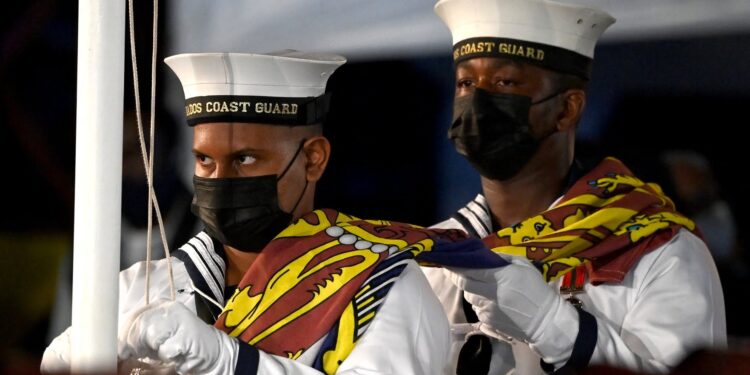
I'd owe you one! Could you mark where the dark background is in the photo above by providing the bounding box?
[2,1,749,372]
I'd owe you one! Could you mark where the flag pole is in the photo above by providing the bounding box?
[71,0,125,371]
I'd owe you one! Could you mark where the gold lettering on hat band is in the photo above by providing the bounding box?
[186,103,203,116]
[453,41,544,61]
[200,101,253,114]
[498,43,545,61]
[185,100,301,117]
[452,41,498,60]
[452,37,593,80]
[254,102,299,115]
[183,94,331,127]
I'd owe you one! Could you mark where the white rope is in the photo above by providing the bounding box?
[127,0,175,304]
[189,279,224,310]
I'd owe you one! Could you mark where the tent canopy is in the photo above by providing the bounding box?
[166,0,750,61]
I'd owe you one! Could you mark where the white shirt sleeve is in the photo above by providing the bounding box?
[118,258,195,315]
[423,228,726,375]
[587,229,727,372]
[253,260,452,375]
[40,258,195,373]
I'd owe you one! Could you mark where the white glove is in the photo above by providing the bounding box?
[118,300,240,375]
[40,327,72,373]
[446,256,581,364]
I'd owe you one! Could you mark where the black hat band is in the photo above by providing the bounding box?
[184,93,331,126]
[453,37,593,80]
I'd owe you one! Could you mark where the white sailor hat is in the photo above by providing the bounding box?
[165,51,346,126]
[434,0,615,79]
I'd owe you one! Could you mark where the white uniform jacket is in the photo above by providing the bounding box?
[422,194,726,374]
[43,231,451,374]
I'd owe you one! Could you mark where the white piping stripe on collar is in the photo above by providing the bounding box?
[453,194,492,237]
[187,236,224,290]
[355,259,411,303]
[179,240,224,304]
[195,232,226,277]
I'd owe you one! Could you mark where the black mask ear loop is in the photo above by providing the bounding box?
[277,139,309,217]
[531,89,566,106]
[530,89,568,141]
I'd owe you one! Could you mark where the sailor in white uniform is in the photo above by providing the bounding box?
[423,0,727,373]
[43,51,452,375]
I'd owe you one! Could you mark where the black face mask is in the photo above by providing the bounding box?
[190,141,307,252]
[449,88,560,181]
